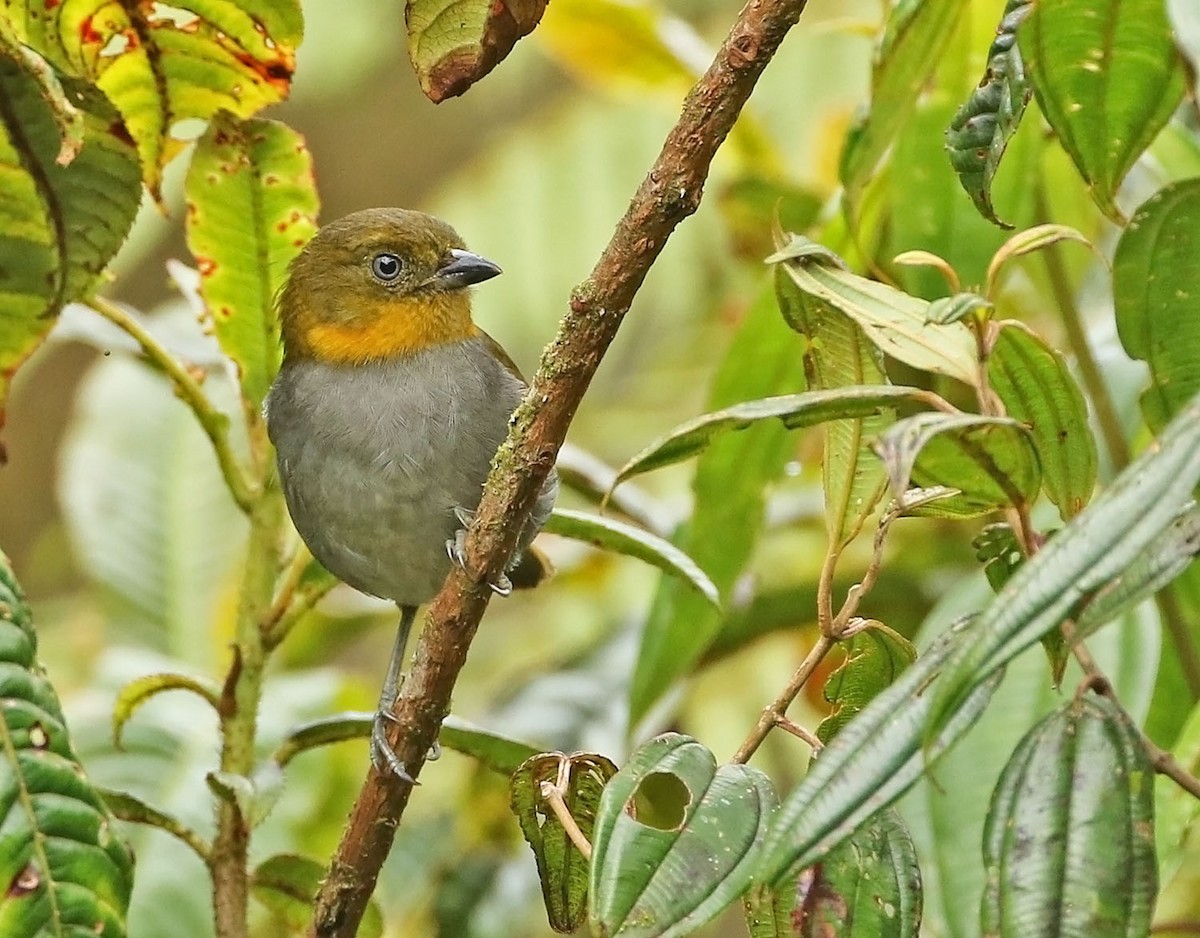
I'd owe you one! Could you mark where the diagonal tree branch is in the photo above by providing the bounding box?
[308,0,811,933]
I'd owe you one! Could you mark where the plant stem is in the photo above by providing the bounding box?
[307,1,813,932]
[209,459,281,938]
[87,295,259,513]
[731,632,836,764]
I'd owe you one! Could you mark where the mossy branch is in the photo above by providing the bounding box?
[307,0,813,933]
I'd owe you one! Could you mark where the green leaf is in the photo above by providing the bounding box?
[590,734,776,938]
[775,265,892,548]
[97,788,209,862]
[1156,697,1200,917]
[840,0,965,219]
[928,390,1200,743]
[989,321,1097,520]
[793,808,922,938]
[816,624,917,744]
[613,386,929,487]
[946,0,1033,228]
[974,522,1025,593]
[0,550,134,937]
[407,0,548,102]
[629,288,802,727]
[0,42,140,433]
[185,111,318,410]
[1021,0,1186,221]
[511,752,616,933]
[7,0,303,197]
[253,853,383,938]
[874,412,1041,514]
[111,672,221,749]
[985,223,1095,297]
[926,293,993,326]
[775,242,980,386]
[982,694,1156,937]
[742,884,796,938]
[1114,178,1200,431]
[543,508,719,608]
[756,617,1001,884]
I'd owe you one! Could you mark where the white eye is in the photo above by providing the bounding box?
[370,253,403,282]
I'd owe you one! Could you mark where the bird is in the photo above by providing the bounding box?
[264,207,558,780]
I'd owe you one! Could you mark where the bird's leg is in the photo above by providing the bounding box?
[446,505,513,596]
[370,604,418,782]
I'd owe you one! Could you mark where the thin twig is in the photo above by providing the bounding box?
[731,631,836,765]
[540,763,593,861]
[775,715,823,751]
[87,295,259,513]
[307,1,813,933]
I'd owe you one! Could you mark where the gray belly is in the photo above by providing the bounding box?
[265,341,535,606]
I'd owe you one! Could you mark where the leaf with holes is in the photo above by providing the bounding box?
[185,111,318,409]
[989,321,1096,520]
[512,752,617,933]
[946,0,1033,228]
[875,412,1041,516]
[590,734,776,938]
[408,0,548,102]
[793,808,922,938]
[1021,0,1185,221]
[816,624,917,745]
[982,695,1156,937]
[0,550,134,937]
[1114,178,1200,431]
[7,0,303,197]
[0,41,140,440]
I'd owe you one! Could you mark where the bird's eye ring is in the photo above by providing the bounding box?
[370,253,404,283]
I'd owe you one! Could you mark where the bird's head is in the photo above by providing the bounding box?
[278,207,501,364]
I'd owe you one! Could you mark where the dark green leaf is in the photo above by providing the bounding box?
[185,111,319,409]
[989,321,1097,519]
[794,808,922,938]
[253,853,383,938]
[756,617,1001,884]
[874,412,1041,514]
[544,508,719,607]
[928,391,1200,743]
[816,624,917,744]
[0,550,134,937]
[974,523,1025,593]
[511,752,616,933]
[0,42,140,431]
[1114,178,1200,431]
[1021,0,1186,221]
[590,734,776,938]
[926,293,993,325]
[982,695,1156,937]
[946,0,1033,228]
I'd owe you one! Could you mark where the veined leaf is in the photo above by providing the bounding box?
[544,508,719,608]
[6,0,303,197]
[1021,0,1186,221]
[816,623,917,744]
[946,0,1034,228]
[982,695,1156,937]
[0,41,139,435]
[874,412,1041,514]
[590,734,776,938]
[774,238,980,386]
[1113,178,1200,431]
[989,321,1097,520]
[407,0,547,102]
[0,550,135,937]
[185,111,318,410]
[928,390,1200,742]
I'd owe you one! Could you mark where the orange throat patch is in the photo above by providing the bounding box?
[299,293,475,363]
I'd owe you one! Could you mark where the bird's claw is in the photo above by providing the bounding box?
[447,506,514,597]
[370,708,416,784]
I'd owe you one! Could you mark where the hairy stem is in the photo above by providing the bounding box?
[308,1,813,933]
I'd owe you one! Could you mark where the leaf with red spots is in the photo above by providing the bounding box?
[185,111,318,410]
[0,549,135,936]
[6,0,303,197]
[407,0,548,102]
[0,38,140,450]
